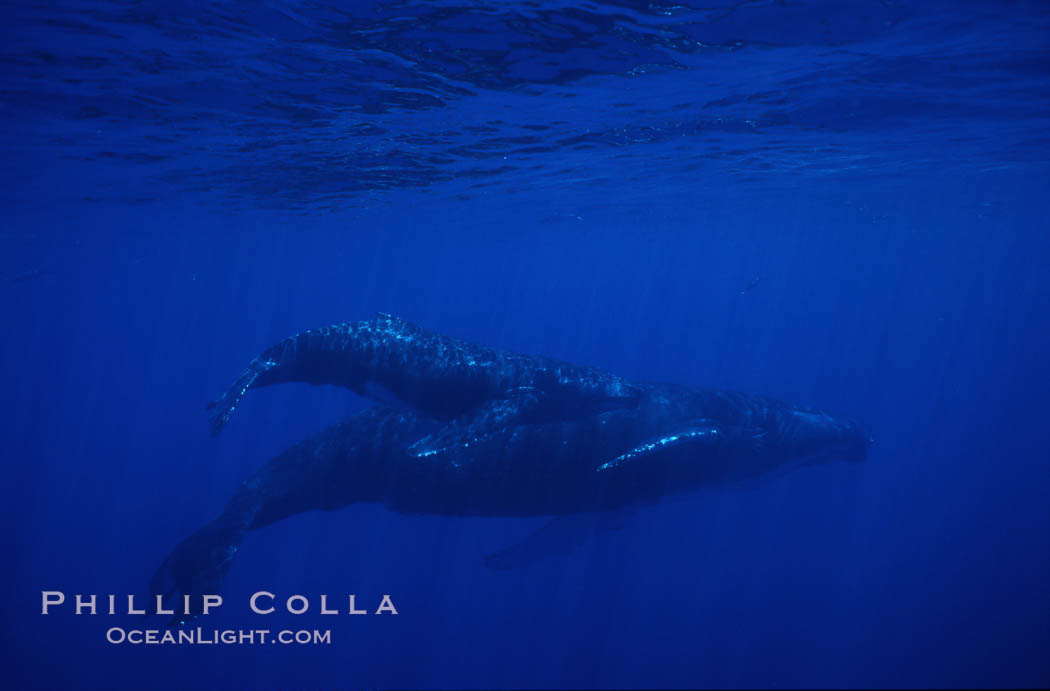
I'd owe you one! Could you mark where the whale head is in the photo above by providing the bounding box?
[775,408,871,465]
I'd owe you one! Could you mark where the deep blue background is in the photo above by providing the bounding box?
[2,1,1048,689]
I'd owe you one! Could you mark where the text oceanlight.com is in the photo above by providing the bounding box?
[106,628,331,645]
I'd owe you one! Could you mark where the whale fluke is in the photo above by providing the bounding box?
[206,357,278,436]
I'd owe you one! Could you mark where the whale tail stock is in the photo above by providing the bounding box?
[205,317,379,435]
[205,315,401,435]
[155,407,421,626]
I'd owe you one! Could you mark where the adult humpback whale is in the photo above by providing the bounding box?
[152,315,869,624]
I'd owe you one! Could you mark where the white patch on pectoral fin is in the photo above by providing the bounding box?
[597,421,723,472]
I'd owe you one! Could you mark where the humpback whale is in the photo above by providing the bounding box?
[207,313,641,446]
[152,315,869,625]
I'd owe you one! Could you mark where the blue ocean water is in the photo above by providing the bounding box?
[2,0,1048,688]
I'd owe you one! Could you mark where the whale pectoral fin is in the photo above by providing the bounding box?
[484,510,635,570]
[408,388,542,458]
[596,420,724,472]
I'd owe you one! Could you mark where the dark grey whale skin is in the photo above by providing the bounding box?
[152,377,869,622]
[206,313,641,436]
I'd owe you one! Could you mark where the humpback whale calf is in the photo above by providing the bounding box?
[152,315,869,625]
[207,313,641,449]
